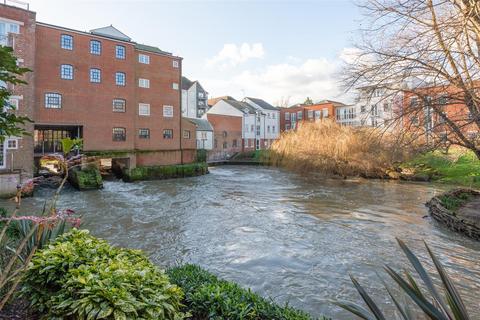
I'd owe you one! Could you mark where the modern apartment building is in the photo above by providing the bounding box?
[181,76,208,118]
[0,1,35,195]
[207,96,279,151]
[0,1,195,191]
[352,86,402,128]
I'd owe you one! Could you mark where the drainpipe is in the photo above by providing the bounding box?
[179,58,183,164]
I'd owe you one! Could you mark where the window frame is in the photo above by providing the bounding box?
[163,105,174,118]
[138,78,150,88]
[172,82,179,90]
[183,130,191,139]
[6,139,18,149]
[116,72,126,86]
[138,54,150,64]
[90,68,101,83]
[90,40,102,55]
[45,92,62,109]
[163,129,174,139]
[115,45,126,59]
[112,99,126,113]
[60,64,74,80]
[60,34,73,50]
[138,103,151,116]
[112,127,126,141]
[173,60,179,68]
[139,128,150,139]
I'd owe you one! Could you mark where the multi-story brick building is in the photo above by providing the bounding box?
[0,1,195,193]
[0,1,35,195]
[204,113,242,160]
[280,100,342,131]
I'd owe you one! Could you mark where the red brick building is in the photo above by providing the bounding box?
[205,113,242,160]
[0,2,36,195]
[280,100,343,131]
[0,1,196,187]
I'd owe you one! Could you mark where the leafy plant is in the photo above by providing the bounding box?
[438,193,471,212]
[21,229,186,320]
[335,238,471,320]
[167,264,320,320]
[60,137,83,155]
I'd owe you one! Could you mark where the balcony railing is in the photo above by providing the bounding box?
[2,0,29,10]
[0,34,14,48]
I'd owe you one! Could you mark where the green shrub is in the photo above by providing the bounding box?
[21,229,185,320]
[167,264,318,320]
[196,149,207,163]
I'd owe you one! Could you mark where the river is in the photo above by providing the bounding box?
[3,165,480,319]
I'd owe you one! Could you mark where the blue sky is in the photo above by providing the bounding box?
[27,0,362,105]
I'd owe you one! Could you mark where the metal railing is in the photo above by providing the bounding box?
[2,0,29,10]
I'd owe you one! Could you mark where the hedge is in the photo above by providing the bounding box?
[167,264,324,320]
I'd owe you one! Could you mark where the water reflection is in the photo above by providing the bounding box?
[3,165,480,318]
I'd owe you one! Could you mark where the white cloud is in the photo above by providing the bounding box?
[205,57,345,105]
[207,43,265,68]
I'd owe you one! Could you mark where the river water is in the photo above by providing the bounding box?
[3,165,480,319]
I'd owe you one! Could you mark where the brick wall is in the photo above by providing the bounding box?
[206,114,243,156]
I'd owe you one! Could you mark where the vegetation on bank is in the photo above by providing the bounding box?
[68,164,103,190]
[21,229,185,320]
[401,149,480,188]
[123,163,208,182]
[167,264,319,320]
[267,121,418,178]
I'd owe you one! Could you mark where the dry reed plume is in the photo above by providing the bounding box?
[268,120,417,178]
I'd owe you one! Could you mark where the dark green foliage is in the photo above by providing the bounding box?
[0,208,19,240]
[336,238,471,320]
[167,264,320,320]
[0,46,32,141]
[21,229,185,320]
[68,165,103,190]
[438,193,471,212]
[123,163,208,182]
[196,149,207,163]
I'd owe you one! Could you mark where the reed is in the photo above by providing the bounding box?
[268,120,417,178]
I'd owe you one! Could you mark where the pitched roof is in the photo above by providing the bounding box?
[245,97,278,111]
[135,43,172,56]
[182,76,194,90]
[186,118,213,131]
[224,100,258,114]
[208,96,236,107]
[90,25,131,41]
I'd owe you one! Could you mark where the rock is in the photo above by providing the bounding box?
[68,165,103,190]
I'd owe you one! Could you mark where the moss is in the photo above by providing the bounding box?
[123,163,208,182]
[68,165,103,190]
[438,192,472,212]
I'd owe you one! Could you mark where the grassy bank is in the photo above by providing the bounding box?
[401,149,480,188]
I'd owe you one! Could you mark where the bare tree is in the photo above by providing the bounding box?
[275,96,292,109]
[345,0,480,158]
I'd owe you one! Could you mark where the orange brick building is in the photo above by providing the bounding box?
[204,113,242,160]
[280,100,344,131]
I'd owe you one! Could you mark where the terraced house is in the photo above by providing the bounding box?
[0,1,196,194]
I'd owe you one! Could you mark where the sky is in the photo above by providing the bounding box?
[26,0,363,106]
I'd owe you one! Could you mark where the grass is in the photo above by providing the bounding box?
[402,148,480,188]
[267,120,417,178]
[438,193,472,211]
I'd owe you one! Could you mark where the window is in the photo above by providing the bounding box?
[438,95,448,105]
[116,45,125,59]
[322,108,329,117]
[250,124,254,132]
[45,93,62,108]
[223,141,228,149]
[90,40,101,55]
[7,23,19,34]
[291,113,297,121]
[7,98,18,110]
[60,64,73,80]
[214,139,218,148]
[112,127,126,141]
[232,139,237,147]
[272,113,276,119]
[183,130,191,139]
[138,54,150,64]
[172,82,179,90]
[173,60,179,68]
[285,124,291,130]
[438,112,446,124]
[6,139,17,149]
[138,103,150,116]
[272,126,276,133]
[61,34,73,50]
[383,103,390,112]
[163,129,173,139]
[163,105,173,117]
[116,72,126,86]
[360,105,366,113]
[139,78,150,88]
[315,110,321,119]
[410,97,418,107]
[297,111,303,120]
[285,112,290,120]
[267,125,270,133]
[113,99,126,112]
[308,110,314,119]
[256,125,260,135]
[139,128,150,139]
[424,96,432,105]
[467,112,473,120]
[90,68,101,83]
[411,116,419,126]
